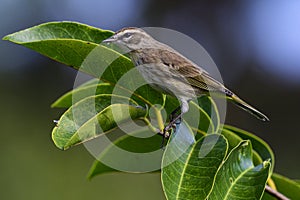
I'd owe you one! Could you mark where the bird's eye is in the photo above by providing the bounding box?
[124,32,132,38]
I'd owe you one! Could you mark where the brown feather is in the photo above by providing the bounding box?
[132,48,228,94]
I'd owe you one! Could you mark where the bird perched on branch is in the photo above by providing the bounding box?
[102,27,269,135]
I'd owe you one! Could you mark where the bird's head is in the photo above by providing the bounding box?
[102,27,155,51]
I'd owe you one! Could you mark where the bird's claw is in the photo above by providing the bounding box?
[159,121,179,148]
[158,107,183,148]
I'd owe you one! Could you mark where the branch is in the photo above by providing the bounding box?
[265,185,290,200]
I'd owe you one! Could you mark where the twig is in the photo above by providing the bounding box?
[265,185,290,200]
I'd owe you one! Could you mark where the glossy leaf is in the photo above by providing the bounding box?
[3,21,113,43]
[3,21,118,75]
[208,141,271,200]
[52,94,146,149]
[224,125,275,174]
[221,128,263,166]
[3,21,134,79]
[162,133,228,200]
[197,95,220,132]
[187,101,214,135]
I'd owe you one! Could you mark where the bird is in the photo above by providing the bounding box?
[102,27,269,133]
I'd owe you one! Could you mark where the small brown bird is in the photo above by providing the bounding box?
[102,27,269,126]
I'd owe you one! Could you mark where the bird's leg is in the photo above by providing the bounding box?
[165,112,183,133]
[161,111,183,148]
[163,106,183,137]
[159,106,182,148]
[170,106,182,122]
[160,100,189,147]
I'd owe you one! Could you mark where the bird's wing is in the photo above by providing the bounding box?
[141,48,269,121]
[158,49,228,94]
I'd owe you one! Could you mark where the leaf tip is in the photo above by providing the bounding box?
[86,172,94,181]
[241,140,251,147]
[2,35,10,41]
[50,102,58,108]
[263,160,271,169]
[61,145,69,150]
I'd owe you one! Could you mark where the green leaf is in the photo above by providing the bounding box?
[224,125,275,174]
[87,127,163,178]
[197,95,220,132]
[221,128,242,151]
[52,94,146,149]
[161,133,228,200]
[3,21,133,79]
[51,83,114,108]
[3,21,113,43]
[188,101,215,135]
[262,173,300,200]
[208,141,271,200]
[221,128,263,166]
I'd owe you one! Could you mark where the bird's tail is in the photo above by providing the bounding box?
[228,93,269,121]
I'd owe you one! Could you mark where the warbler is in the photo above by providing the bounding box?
[102,27,269,125]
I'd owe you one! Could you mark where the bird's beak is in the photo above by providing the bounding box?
[102,36,117,44]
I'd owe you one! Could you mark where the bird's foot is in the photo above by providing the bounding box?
[159,116,182,148]
[158,106,183,148]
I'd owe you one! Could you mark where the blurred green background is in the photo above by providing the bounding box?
[1,0,299,199]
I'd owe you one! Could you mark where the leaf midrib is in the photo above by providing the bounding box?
[223,163,255,200]
[175,140,199,199]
